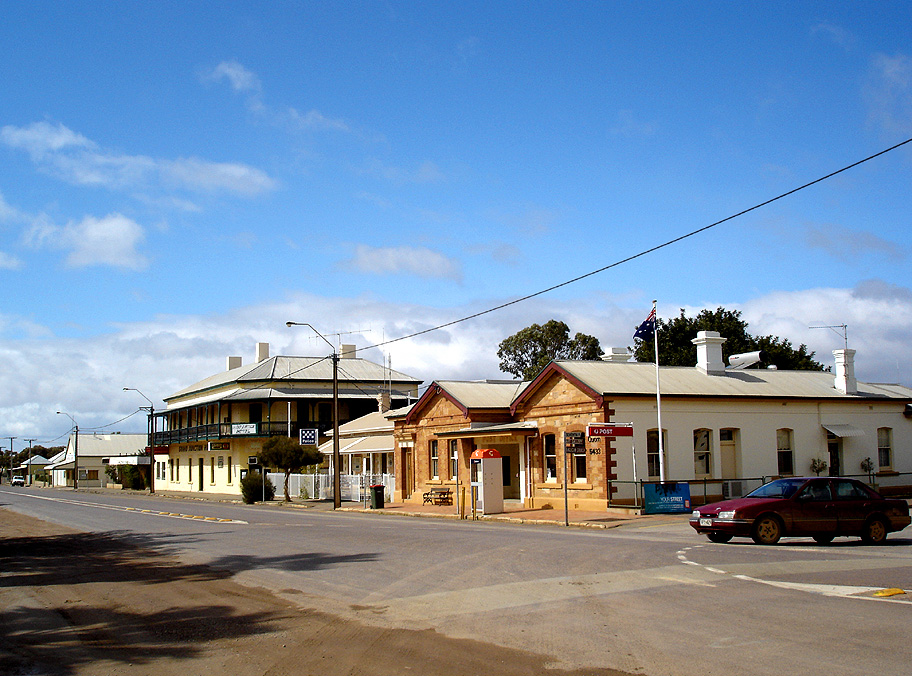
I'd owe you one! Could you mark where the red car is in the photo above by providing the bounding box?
[690,477,911,545]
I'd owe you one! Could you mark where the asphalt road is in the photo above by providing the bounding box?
[3,486,911,676]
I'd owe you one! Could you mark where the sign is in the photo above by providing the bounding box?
[248,456,258,466]
[587,424,634,438]
[209,442,230,451]
[564,431,586,454]
[644,482,692,514]
[299,428,318,446]
[232,423,257,435]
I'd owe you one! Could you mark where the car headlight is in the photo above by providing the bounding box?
[717,510,737,520]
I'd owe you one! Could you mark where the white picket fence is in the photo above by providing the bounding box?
[267,472,395,503]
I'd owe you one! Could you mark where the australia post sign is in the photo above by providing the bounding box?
[586,424,634,438]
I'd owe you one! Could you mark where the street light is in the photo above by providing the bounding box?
[285,321,341,509]
[57,412,78,489]
[124,387,156,494]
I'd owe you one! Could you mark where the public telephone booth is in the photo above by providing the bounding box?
[469,448,503,515]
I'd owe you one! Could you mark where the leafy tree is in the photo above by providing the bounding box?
[259,435,323,502]
[240,471,275,504]
[498,320,604,380]
[632,307,826,371]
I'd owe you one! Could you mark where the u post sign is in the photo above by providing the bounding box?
[586,424,634,438]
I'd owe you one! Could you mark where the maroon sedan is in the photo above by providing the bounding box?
[690,477,911,545]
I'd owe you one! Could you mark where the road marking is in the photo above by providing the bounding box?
[676,546,912,604]
[7,491,247,524]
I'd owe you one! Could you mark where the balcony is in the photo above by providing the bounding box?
[153,420,334,446]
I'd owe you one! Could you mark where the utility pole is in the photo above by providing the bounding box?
[7,436,16,484]
[25,438,36,485]
[124,388,156,493]
[57,413,78,489]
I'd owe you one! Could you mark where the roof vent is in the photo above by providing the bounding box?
[692,331,726,375]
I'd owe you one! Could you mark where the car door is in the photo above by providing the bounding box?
[791,479,838,536]
[831,479,874,535]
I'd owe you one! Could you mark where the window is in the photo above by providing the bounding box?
[878,428,893,470]
[544,434,557,481]
[449,439,458,480]
[573,450,587,483]
[776,429,794,476]
[647,429,666,479]
[693,429,712,477]
[430,440,439,479]
[169,459,174,482]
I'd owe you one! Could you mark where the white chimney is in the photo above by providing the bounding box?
[692,331,726,375]
[377,392,391,413]
[601,347,631,362]
[256,342,269,363]
[341,344,357,359]
[227,356,242,371]
[833,349,857,395]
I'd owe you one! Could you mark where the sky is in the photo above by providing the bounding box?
[2,2,911,449]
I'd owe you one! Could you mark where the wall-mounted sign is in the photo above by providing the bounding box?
[586,424,634,438]
[232,423,257,435]
[209,442,230,451]
[299,428,318,446]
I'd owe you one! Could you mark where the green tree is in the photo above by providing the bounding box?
[498,320,603,380]
[259,435,323,502]
[632,307,826,371]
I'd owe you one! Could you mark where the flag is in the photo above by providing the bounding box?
[633,307,656,340]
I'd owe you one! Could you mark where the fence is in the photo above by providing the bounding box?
[606,471,912,510]
[267,472,396,503]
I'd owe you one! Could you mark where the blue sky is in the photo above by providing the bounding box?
[1,2,911,445]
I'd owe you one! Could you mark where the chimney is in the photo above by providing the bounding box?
[256,342,270,363]
[692,331,726,375]
[601,347,632,363]
[227,356,242,371]
[833,349,857,395]
[377,392,391,413]
[341,344,357,359]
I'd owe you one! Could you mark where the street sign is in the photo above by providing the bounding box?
[299,428,318,446]
[587,424,634,438]
[564,431,586,454]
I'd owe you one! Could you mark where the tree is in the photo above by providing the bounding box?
[632,307,826,371]
[498,320,603,380]
[259,436,323,502]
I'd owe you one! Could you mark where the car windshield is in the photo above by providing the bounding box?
[746,478,807,499]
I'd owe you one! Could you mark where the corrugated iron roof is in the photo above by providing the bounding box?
[435,380,526,408]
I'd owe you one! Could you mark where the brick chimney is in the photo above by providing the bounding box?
[256,342,270,363]
[692,331,726,375]
[833,349,857,395]
[227,356,242,370]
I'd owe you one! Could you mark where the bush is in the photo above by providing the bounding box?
[105,464,147,489]
[240,471,275,504]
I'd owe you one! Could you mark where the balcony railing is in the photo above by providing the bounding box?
[153,420,334,446]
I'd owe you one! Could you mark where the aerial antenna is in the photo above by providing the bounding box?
[809,323,848,350]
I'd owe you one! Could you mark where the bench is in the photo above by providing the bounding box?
[422,487,453,506]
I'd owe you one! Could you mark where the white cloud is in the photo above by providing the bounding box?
[865,52,912,134]
[346,244,462,280]
[362,158,445,184]
[0,190,28,223]
[802,222,905,262]
[24,212,148,270]
[208,60,261,93]
[0,251,23,270]
[1,121,277,197]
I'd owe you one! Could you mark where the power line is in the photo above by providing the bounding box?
[361,136,912,352]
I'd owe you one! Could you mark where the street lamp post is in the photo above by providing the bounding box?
[286,321,341,509]
[124,388,156,494]
[56,412,78,489]
[25,438,36,485]
[7,437,15,484]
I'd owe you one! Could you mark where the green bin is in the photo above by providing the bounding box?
[370,484,385,509]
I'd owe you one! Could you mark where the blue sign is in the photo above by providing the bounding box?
[644,482,692,514]
[299,428,318,446]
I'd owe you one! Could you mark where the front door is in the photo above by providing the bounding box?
[199,458,204,491]
[828,436,842,476]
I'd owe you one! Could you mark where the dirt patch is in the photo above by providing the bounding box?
[1,508,634,676]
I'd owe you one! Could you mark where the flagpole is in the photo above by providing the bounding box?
[652,300,665,483]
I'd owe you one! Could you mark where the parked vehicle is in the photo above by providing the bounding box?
[11,475,25,486]
[690,477,911,545]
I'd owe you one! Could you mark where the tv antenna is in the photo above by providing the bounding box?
[809,323,848,350]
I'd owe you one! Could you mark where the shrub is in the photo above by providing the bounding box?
[240,471,275,504]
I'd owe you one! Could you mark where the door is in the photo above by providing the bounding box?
[199,458,204,491]
[828,436,842,476]
[832,479,875,534]
[792,479,838,536]
[404,450,414,499]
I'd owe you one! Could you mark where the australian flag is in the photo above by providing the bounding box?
[633,307,656,341]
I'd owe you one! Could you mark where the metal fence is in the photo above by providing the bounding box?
[607,472,912,509]
[267,472,396,503]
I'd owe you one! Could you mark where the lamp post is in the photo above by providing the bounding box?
[57,412,78,489]
[286,321,341,509]
[7,437,15,484]
[25,438,36,486]
[124,388,156,494]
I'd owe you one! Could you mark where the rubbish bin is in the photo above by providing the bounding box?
[369,484,385,509]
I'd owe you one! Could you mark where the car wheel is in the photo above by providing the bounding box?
[707,533,733,544]
[861,517,888,545]
[812,535,834,544]
[751,515,782,545]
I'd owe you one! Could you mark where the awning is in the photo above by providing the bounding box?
[822,423,865,438]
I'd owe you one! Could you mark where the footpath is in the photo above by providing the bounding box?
[100,487,689,530]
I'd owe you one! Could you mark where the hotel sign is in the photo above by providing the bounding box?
[231,423,257,435]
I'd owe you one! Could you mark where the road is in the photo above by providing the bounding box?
[3,486,911,676]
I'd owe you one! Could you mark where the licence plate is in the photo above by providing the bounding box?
[699,518,713,527]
